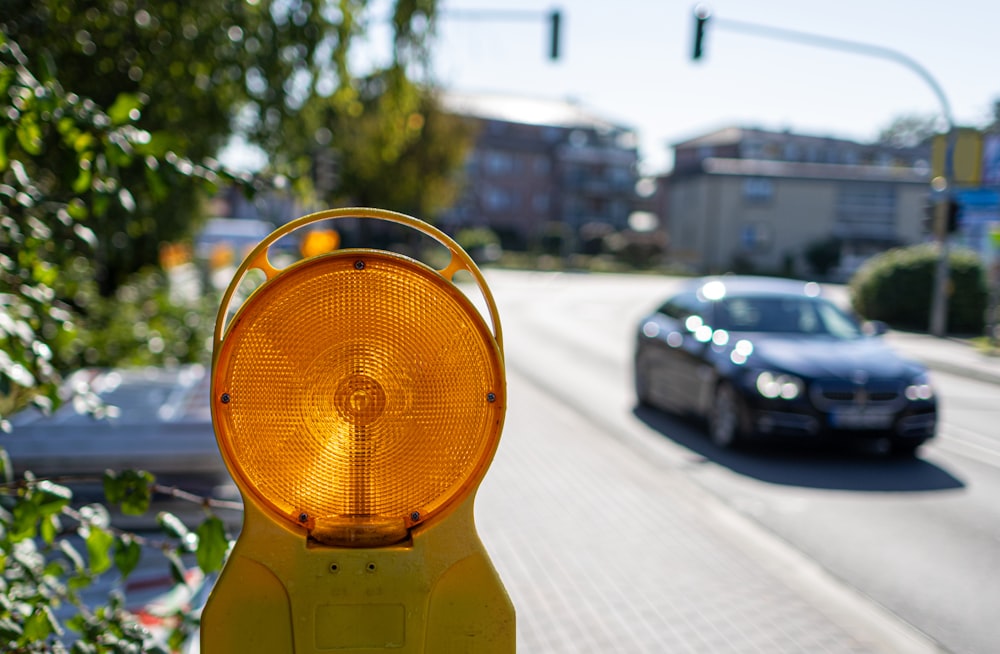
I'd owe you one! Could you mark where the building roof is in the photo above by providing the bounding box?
[440,90,630,133]
[701,157,928,183]
[673,126,878,150]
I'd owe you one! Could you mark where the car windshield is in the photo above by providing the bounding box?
[713,295,862,339]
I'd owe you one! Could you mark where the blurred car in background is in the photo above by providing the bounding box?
[3,365,236,528]
[633,276,937,455]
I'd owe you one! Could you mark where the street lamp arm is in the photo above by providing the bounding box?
[698,8,960,336]
[715,17,955,129]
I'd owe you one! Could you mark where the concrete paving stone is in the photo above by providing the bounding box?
[474,370,933,653]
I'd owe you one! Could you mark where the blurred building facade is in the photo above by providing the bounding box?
[438,92,641,252]
[662,126,931,279]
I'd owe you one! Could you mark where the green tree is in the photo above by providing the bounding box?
[877,113,940,148]
[0,34,231,650]
[331,70,475,218]
[2,0,453,295]
[2,0,455,648]
[850,243,987,334]
[803,236,842,278]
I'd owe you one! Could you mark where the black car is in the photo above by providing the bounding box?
[633,276,937,455]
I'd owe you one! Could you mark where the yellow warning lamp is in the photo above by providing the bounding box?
[201,207,514,652]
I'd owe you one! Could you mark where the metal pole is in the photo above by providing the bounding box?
[928,172,953,337]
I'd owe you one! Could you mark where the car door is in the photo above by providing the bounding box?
[643,293,710,414]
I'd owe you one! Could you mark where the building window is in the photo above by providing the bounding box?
[484,151,514,175]
[609,166,631,189]
[484,187,513,212]
[835,184,896,240]
[743,177,774,202]
[533,155,551,175]
[532,193,550,212]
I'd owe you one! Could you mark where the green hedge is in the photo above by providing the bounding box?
[849,243,987,334]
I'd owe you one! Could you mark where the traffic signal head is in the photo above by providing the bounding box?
[692,5,711,60]
[947,198,961,233]
[549,9,562,60]
[203,207,513,652]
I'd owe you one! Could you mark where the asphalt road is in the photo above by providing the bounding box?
[481,268,999,654]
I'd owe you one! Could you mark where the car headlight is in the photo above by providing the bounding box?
[755,371,805,400]
[904,372,935,401]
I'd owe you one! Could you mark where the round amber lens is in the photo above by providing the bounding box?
[213,252,504,531]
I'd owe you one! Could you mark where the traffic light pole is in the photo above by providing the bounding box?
[690,6,957,335]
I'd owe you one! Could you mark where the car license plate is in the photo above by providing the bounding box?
[830,409,893,429]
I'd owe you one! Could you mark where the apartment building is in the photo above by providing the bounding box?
[439,92,640,251]
[663,127,931,278]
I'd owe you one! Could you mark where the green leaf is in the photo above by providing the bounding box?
[195,517,228,573]
[0,616,23,641]
[145,166,168,201]
[156,511,189,540]
[40,514,59,544]
[85,525,114,575]
[102,470,124,504]
[113,534,141,580]
[0,447,12,483]
[10,499,39,542]
[92,192,109,218]
[108,93,142,126]
[0,127,8,171]
[43,560,66,578]
[72,131,95,153]
[23,605,60,641]
[103,469,154,515]
[66,198,88,220]
[65,614,89,635]
[16,120,42,156]
[36,479,73,516]
[106,140,133,167]
[68,573,93,591]
[167,625,189,651]
[164,549,187,586]
[71,166,92,193]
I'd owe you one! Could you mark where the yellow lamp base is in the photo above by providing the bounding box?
[200,494,515,653]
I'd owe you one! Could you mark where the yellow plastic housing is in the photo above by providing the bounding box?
[213,249,504,546]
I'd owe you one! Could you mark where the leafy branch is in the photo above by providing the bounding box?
[0,466,238,651]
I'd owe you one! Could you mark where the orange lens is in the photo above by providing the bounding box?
[213,251,504,542]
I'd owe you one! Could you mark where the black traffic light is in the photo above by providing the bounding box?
[549,9,562,60]
[947,198,961,233]
[692,6,711,60]
[924,198,962,236]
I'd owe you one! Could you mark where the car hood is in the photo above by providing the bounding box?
[743,335,923,380]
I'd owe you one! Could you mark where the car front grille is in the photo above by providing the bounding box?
[810,380,905,412]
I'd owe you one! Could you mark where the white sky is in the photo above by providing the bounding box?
[411,0,998,175]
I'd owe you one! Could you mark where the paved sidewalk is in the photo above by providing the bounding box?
[475,369,946,653]
[884,331,1000,386]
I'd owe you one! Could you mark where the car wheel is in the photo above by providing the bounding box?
[709,382,743,449]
